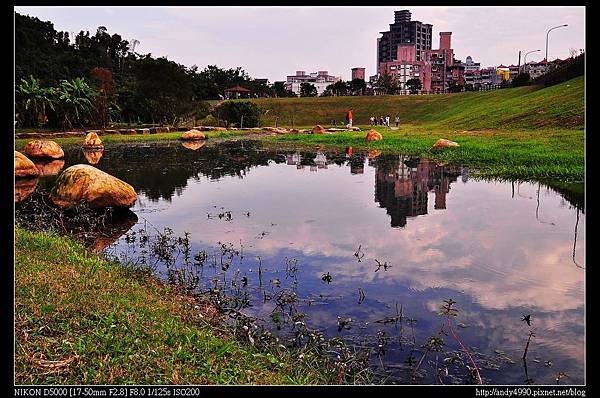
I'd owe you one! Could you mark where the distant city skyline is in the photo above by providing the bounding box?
[14,6,585,82]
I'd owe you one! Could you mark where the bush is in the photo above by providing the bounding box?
[512,73,531,87]
[211,101,261,128]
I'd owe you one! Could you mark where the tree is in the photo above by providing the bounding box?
[55,77,97,129]
[211,101,261,128]
[90,67,118,128]
[511,73,531,87]
[272,81,295,98]
[349,78,367,96]
[448,82,464,93]
[300,83,317,97]
[133,56,194,124]
[16,76,56,127]
[326,80,349,96]
[405,78,422,94]
[374,73,399,95]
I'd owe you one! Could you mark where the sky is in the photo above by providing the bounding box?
[14,6,585,82]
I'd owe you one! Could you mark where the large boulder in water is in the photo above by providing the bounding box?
[365,129,383,141]
[181,129,206,140]
[22,140,64,159]
[432,139,460,149]
[82,132,104,150]
[50,164,137,209]
[15,151,40,178]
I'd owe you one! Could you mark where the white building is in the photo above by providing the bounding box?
[461,56,481,72]
[285,70,340,96]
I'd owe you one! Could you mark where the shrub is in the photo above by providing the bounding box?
[211,101,261,128]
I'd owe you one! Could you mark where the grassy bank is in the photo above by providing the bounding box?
[15,227,338,384]
[262,126,584,180]
[14,77,584,181]
[247,76,584,129]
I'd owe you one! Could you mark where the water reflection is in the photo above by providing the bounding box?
[16,140,585,384]
[33,159,65,176]
[15,177,39,203]
[83,149,104,165]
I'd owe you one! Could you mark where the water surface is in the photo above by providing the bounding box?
[23,140,585,385]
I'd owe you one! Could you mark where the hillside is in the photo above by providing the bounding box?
[241,76,584,130]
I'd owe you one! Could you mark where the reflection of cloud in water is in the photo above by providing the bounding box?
[137,165,584,315]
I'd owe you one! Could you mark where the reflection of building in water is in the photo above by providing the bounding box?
[286,152,304,169]
[461,166,469,183]
[314,152,328,169]
[375,156,462,227]
[350,156,365,174]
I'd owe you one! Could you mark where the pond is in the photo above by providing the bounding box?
[18,139,585,385]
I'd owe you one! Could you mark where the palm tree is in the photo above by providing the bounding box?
[16,76,55,127]
[55,78,97,129]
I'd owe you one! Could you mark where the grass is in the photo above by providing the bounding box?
[260,125,584,181]
[14,227,335,385]
[14,77,585,181]
[246,76,584,130]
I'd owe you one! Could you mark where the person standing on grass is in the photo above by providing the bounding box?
[395,114,400,127]
[385,115,390,127]
[346,108,353,128]
[380,116,384,126]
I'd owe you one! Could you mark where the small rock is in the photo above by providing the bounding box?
[181,129,206,140]
[82,132,104,150]
[365,129,383,141]
[432,139,460,149]
[311,125,326,134]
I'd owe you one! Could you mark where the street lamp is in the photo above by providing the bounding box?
[522,49,541,73]
[545,24,568,63]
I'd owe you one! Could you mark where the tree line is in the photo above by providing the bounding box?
[15,12,287,129]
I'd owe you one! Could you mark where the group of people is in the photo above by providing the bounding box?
[369,114,400,128]
[341,109,401,129]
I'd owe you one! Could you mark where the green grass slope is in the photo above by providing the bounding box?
[245,76,583,130]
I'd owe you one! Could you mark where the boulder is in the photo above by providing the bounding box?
[118,129,137,135]
[34,159,65,176]
[135,128,150,134]
[22,140,64,159]
[83,149,104,165]
[15,177,39,203]
[312,125,326,134]
[365,130,383,141]
[432,139,460,149]
[181,129,206,140]
[182,141,206,151]
[82,132,104,150]
[15,151,40,178]
[50,164,137,209]
[103,130,120,135]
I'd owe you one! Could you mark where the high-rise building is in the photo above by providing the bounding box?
[351,67,366,81]
[377,10,433,66]
[422,32,456,93]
